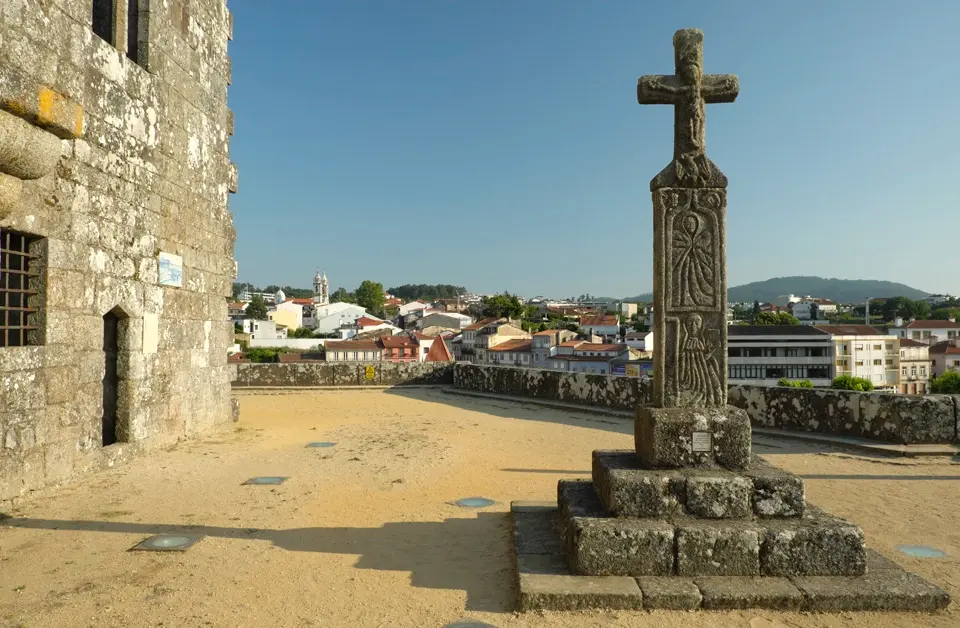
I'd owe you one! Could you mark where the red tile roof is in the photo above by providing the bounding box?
[380,336,417,348]
[899,338,927,348]
[325,340,382,352]
[533,329,557,336]
[930,341,960,355]
[464,317,500,331]
[905,319,960,329]
[425,338,454,362]
[487,339,533,352]
[356,316,384,327]
[558,340,584,348]
[579,314,619,327]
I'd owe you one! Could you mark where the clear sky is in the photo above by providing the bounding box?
[228,0,960,298]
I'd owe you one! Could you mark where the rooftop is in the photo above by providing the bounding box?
[814,324,884,336]
[899,338,928,348]
[574,343,624,352]
[324,340,381,351]
[579,314,619,326]
[463,317,501,331]
[729,325,832,337]
[1,389,958,626]
[904,319,960,329]
[487,339,533,352]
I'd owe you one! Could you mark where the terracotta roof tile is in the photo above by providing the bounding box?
[579,314,619,327]
[487,339,533,352]
[814,325,883,336]
[425,338,454,362]
[905,319,960,330]
[558,340,584,347]
[930,341,960,355]
[899,338,927,348]
[356,316,384,327]
[464,317,500,331]
[575,343,625,352]
[380,336,417,348]
[324,340,382,351]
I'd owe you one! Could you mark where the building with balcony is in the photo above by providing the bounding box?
[486,339,534,367]
[380,336,420,363]
[474,322,530,365]
[727,326,834,386]
[816,325,900,390]
[531,328,578,368]
[324,340,383,362]
[898,339,931,394]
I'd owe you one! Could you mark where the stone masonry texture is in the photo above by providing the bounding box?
[231,362,454,387]
[1,0,236,503]
[453,365,960,445]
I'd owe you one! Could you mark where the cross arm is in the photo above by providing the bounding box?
[637,74,684,105]
[701,74,739,103]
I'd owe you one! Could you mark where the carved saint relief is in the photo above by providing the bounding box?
[663,190,721,311]
[676,313,723,407]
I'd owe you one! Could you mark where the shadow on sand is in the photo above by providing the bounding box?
[2,512,514,613]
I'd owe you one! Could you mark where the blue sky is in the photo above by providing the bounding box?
[228,1,960,298]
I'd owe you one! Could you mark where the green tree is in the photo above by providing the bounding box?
[245,294,268,320]
[881,296,916,321]
[751,301,761,321]
[930,371,960,394]
[288,327,316,339]
[244,347,279,363]
[732,304,750,321]
[233,322,243,333]
[481,293,524,319]
[754,311,800,325]
[355,280,386,314]
[831,375,874,391]
[330,287,354,303]
[912,299,931,319]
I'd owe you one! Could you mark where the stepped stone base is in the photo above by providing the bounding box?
[593,451,804,518]
[636,405,751,470]
[559,479,865,577]
[512,502,950,613]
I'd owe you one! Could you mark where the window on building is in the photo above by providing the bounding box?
[92,0,114,44]
[873,344,882,351]
[900,350,905,358]
[873,359,882,366]
[912,332,921,340]
[1,229,44,348]
[920,366,926,376]
[856,360,864,367]
[902,367,908,376]
[911,366,917,376]
[855,344,863,351]
[886,343,893,351]
[886,359,893,366]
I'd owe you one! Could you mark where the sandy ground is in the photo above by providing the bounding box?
[1,388,960,628]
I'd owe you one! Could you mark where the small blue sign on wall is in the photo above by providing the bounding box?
[158,252,183,288]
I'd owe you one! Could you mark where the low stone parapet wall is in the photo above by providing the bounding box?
[231,362,453,387]
[451,364,959,444]
[453,363,651,412]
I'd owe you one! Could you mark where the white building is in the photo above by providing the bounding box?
[399,300,430,317]
[579,314,620,340]
[728,325,834,386]
[791,298,838,321]
[887,319,959,346]
[624,331,653,352]
[816,325,900,389]
[773,294,803,308]
[925,294,955,307]
[241,319,287,340]
[313,302,371,335]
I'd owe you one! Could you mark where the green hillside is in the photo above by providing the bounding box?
[626,276,929,305]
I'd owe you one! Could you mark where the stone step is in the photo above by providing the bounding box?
[592,450,804,519]
[558,479,865,578]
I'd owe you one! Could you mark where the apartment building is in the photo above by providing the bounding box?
[727,326,834,386]
[531,328,579,368]
[888,319,960,346]
[324,341,383,362]
[898,339,931,394]
[474,323,530,364]
[816,325,899,390]
[930,338,960,379]
[486,339,534,367]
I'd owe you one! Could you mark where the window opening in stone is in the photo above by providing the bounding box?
[102,309,122,446]
[126,0,140,64]
[92,0,115,44]
[0,229,42,348]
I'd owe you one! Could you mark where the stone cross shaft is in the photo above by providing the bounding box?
[638,29,738,410]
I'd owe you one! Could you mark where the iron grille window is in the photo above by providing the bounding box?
[0,229,42,347]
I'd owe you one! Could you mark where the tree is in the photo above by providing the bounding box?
[911,299,931,319]
[355,280,386,314]
[245,294,268,320]
[777,378,814,388]
[732,304,750,321]
[881,296,915,321]
[930,371,960,394]
[931,307,960,321]
[831,375,874,392]
[233,322,243,333]
[288,327,316,339]
[330,287,354,303]
[754,312,800,326]
[481,293,524,319]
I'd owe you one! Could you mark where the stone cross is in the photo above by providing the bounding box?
[638,29,738,411]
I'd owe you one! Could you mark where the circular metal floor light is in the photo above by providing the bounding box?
[453,497,496,508]
[131,534,201,552]
[898,545,947,558]
[306,442,337,448]
[242,476,289,485]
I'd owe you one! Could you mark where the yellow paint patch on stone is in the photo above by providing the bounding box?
[35,87,84,139]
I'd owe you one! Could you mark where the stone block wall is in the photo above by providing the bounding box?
[1,0,237,503]
[451,365,958,444]
[231,362,454,387]
[453,363,652,411]
[728,386,958,444]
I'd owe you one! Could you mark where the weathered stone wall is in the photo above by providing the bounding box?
[231,362,454,387]
[453,363,652,411]
[728,386,958,445]
[452,365,958,444]
[1,0,236,502]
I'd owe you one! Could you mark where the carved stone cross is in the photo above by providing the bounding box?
[638,29,738,187]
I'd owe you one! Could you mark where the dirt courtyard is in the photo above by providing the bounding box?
[2,388,960,627]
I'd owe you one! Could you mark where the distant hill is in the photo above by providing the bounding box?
[625,276,929,305]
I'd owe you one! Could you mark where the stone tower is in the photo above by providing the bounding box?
[0,0,238,501]
[314,270,329,306]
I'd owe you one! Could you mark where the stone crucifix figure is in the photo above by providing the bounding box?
[635,29,750,471]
